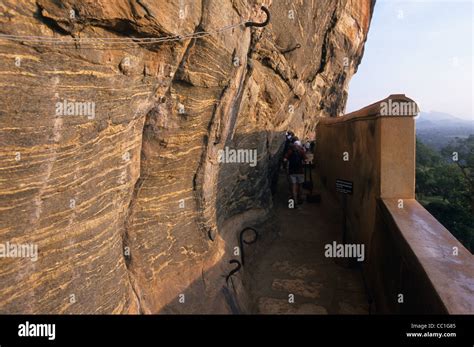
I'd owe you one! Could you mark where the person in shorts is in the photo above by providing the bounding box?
[283,138,307,204]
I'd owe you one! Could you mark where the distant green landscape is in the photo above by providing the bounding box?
[416,135,473,253]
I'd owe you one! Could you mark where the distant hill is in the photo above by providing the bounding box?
[416,111,474,151]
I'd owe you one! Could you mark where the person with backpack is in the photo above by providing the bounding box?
[281,131,294,170]
[283,137,307,205]
[284,131,294,153]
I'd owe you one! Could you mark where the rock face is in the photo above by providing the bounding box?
[0,0,374,313]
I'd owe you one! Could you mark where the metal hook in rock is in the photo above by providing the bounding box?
[225,259,242,285]
[239,227,258,266]
[281,43,301,54]
[245,6,270,28]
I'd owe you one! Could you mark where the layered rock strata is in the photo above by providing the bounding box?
[0,0,374,313]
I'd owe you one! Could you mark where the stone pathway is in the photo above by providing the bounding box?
[244,171,370,314]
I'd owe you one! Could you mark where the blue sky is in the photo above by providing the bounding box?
[346,0,473,120]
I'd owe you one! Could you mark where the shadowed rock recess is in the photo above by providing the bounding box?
[0,0,374,313]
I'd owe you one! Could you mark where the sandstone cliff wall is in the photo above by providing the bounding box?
[0,0,374,313]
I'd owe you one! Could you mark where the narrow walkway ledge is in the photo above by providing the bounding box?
[379,198,474,314]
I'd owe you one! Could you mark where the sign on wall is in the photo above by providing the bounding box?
[336,179,353,194]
